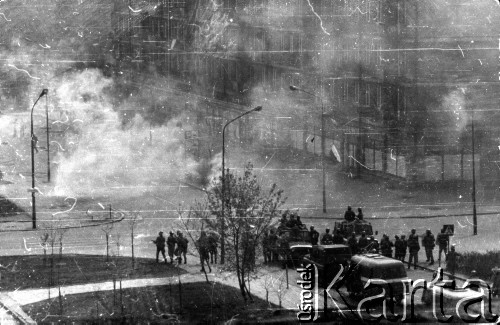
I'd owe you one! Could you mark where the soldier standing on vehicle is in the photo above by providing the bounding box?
[407,229,420,270]
[422,229,436,265]
[321,228,334,245]
[358,231,369,253]
[152,231,167,264]
[436,228,449,265]
[286,214,298,228]
[446,245,461,279]
[309,226,319,245]
[344,206,356,222]
[166,231,177,263]
[296,216,305,229]
[176,231,189,264]
[380,234,393,258]
[347,232,358,254]
[356,208,364,221]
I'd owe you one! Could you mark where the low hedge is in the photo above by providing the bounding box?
[456,250,500,279]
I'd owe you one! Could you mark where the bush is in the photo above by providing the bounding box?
[456,250,500,279]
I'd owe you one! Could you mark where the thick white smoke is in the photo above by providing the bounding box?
[50,69,198,197]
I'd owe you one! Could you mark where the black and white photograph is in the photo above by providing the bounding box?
[0,0,499,323]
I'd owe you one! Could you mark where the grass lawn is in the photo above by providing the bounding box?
[0,254,297,323]
[0,254,186,291]
[24,281,286,324]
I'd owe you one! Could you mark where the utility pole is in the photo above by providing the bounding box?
[472,107,477,235]
[30,89,48,229]
[45,92,51,182]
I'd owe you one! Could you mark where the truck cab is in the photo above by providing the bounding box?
[302,244,352,286]
[347,254,409,302]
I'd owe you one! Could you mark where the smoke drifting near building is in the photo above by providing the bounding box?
[48,69,203,197]
[1,0,499,201]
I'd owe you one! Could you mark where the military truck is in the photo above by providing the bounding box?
[275,226,312,268]
[334,219,374,237]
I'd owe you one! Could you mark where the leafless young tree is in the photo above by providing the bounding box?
[101,222,114,261]
[262,273,274,307]
[274,271,288,311]
[39,220,58,288]
[127,212,142,268]
[39,232,50,266]
[56,227,68,260]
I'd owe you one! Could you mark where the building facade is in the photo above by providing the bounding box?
[110,0,500,187]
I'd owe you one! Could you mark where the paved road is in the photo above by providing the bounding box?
[0,154,498,261]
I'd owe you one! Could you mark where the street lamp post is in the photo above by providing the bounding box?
[45,92,51,182]
[289,85,327,214]
[31,89,48,229]
[471,107,477,235]
[221,105,262,264]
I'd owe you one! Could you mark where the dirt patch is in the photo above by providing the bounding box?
[0,255,186,291]
[24,281,285,324]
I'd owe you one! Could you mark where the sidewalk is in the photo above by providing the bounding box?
[0,305,19,325]
[0,294,35,325]
[1,261,311,324]
[8,273,200,306]
[6,263,304,310]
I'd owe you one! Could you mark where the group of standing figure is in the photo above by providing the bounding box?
[347,227,460,277]
[153,231,189,264]
[311,223,461,278]
[403,227,460,277]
